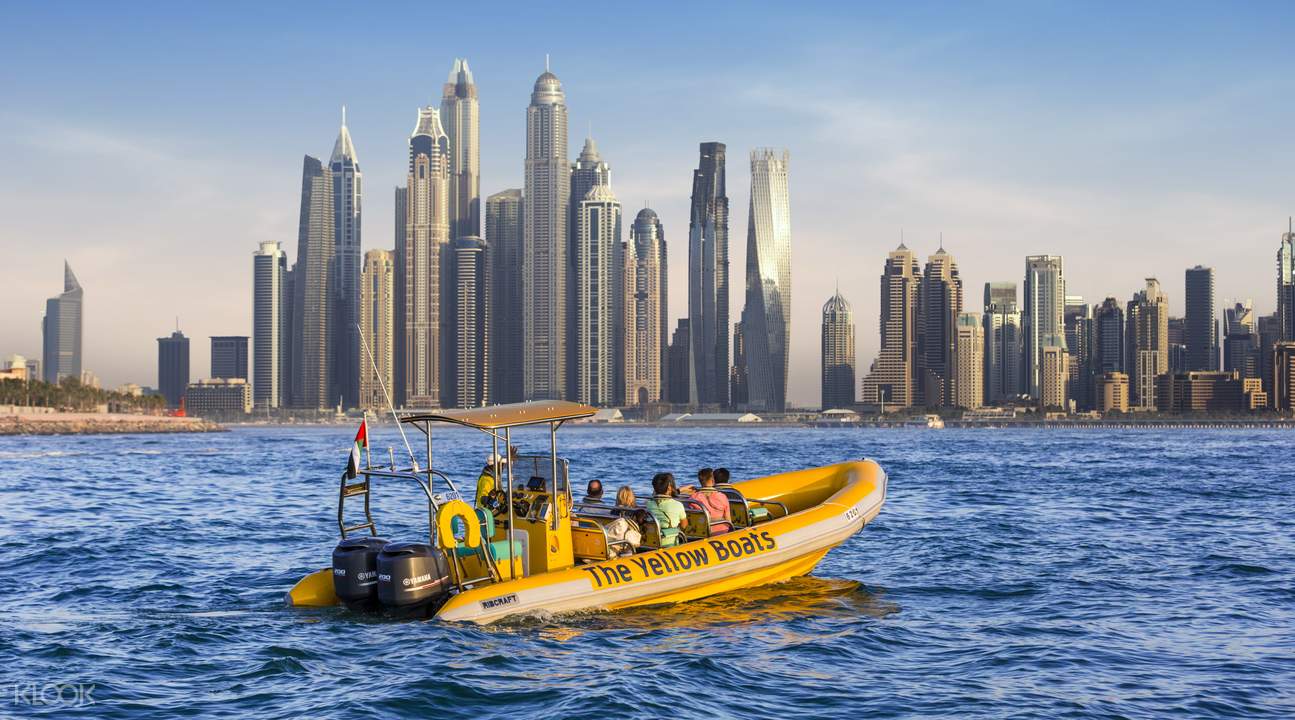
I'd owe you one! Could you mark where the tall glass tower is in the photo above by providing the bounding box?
[820,290,855,411]
[625,207,666,406]
[330,109,362,409]
[573,183,622,406]
[739,148,792,412]
[523,64,570,400]
[290,155,335,410]
[253,241,287,409]
[687,142,730,408]
[442,58,479,242]
[487,189,524,403]
[1023,255,1066,399]
[42,261,83,384]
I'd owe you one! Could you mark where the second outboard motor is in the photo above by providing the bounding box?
[332,536,388,611]
[377,542,453,617]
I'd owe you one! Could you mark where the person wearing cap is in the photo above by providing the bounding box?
[475,453,506,508]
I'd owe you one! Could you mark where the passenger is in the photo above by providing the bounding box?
[715,467,732,485]
[604,504,643,557]
[646,473,687,547]
[475,453,504,507]
[583,479,605,504]
[615,485,637,509]
[684,468,732,534]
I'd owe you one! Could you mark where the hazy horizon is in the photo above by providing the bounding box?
[5,2,1295,405]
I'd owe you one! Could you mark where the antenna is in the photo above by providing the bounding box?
[342,105,347,127]
[545,53,550,72]
[939,232,944,251]
[357,322,417,471]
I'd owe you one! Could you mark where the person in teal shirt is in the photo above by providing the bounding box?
[646,473,687,546]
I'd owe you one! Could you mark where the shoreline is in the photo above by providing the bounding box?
[221,418,1295,430]
[0,412,225,436]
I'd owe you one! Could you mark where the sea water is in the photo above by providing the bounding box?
[3,427,1294,718]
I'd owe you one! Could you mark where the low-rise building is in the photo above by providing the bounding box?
[185,378,251,418]
[1155,371,1249,413]
[1097,372,1129,414]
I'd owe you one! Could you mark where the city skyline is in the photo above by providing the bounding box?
[7,4,1295,406]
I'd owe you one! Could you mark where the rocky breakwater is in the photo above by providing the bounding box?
[0,412,224,435]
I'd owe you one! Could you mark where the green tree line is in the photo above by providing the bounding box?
[0,377,166,412]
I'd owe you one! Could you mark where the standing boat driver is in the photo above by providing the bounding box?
[646,473,687,546]
[475,453,506,508]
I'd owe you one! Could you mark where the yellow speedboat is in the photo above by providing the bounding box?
[288,401,887,624]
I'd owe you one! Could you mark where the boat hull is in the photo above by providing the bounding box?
[435,459,886,623]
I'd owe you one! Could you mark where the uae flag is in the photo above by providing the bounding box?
[346,420,368,479]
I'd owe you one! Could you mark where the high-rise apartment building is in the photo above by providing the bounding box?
[1278,221,1295,341]
[290,155,335,410]
[523,65,570,400]
[739,149,792,413]
[450,236,490,408]
[573,184,622,406]
[442,59,480,243]
[1094,297,1125,375]
[252,240,287,409]
[821,290,855,411]
[359,249,394,411]
[1184,265,1218,371]
[1259,313,1282,402]
[1023,255,1067,399]
[687,142,730,408]
[1274,342,1295,411]
[157,329,190,409]
[1167,317,1188,374]
[667,320,692,405]
[862,243,919,410]
[569,137,612,399]
[625,208,667,406]
[1064,297,1093,410]
[41,261,83,384]
[729,322,748,408]
[1223,300,1259,379]
[487,189,524,404]
[330,110,362,409]
[982,281,1021,404]
[954,312,983,410]
[399,107,451,409]
[211,336,248,380]
[1126,278,1169,410]
[917,246,962,406]
[1041,345,1069,410]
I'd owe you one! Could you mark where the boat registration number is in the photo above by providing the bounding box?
[580,530,777,589]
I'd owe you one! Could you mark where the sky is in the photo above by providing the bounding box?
[3,1,1295,406]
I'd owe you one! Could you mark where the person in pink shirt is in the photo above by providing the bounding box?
[683,467,732,534]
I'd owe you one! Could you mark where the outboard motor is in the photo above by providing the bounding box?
[332,536,388,611]
[377,542,453,617]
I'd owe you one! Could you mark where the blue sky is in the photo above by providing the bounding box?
[4,1,1294,404]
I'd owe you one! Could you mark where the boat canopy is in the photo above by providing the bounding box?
[399,400,596,430]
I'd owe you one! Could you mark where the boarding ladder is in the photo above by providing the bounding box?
[337,471,376,538]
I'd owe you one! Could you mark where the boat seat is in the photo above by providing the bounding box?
[450,508,525,560]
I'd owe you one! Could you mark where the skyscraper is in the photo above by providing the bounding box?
[392,186,407,405]
[290,155,335,410]
[1223,300,1258,379]
[820,290,855,411]
[451,236,490,408]
[41,261,83,384]
[330,109,362,409]
[573,184,622,406]
[862,243,919,410]
[667,320,692,405]
[1064,297,1093,410]
[687,142,730,408]
[1126,278,1169,409]
[1278,220,1295,341]
[210,336,248,380]
[625,208,667,406]
[729,321,748,408]
[442,59,480,243]
[359,249,394,412]
[1023,255,1067,399]
[252,240,287,409]
[400,107,451,409]
[954,312,984,410]
[487,189,524,403]
[523,64,570,400]
[1041,345,1070,410]
[569,136,612,399]
[739,148,792,413]
[157,329,190,409]
[917,246,962,406]
[1094,297,1125,375]
[1185,265,1218,371]
[1167,317,1188,374]
[982,281,1022,404]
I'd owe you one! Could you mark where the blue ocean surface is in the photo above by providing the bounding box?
[3,426,1294,718]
